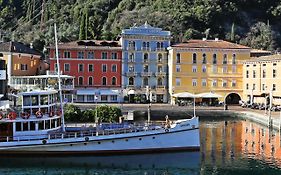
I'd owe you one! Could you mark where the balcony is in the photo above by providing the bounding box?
[127,46,135,51]
[142,59,150,63]
[156,47,166,51]
[141,47,150,51]
[128,59,135,63]
[126,72,138,76]
[141,72,152,76]
[156,85,166,91]
[155,72,166,76]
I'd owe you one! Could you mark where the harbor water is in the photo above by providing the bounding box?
[1,116,281,175]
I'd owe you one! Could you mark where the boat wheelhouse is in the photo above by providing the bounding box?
[0,90,62,141]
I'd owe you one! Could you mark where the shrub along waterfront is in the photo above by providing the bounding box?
[64,104,121,123]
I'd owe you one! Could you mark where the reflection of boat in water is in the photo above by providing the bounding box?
[0,151,200,170]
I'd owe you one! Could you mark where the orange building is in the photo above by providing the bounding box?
[0,42,43,85]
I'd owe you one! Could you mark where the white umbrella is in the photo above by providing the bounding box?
[173,92,196,98]
[196,92,222,98]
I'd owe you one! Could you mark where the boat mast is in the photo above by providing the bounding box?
[54,23,65,132]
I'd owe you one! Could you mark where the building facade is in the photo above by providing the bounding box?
[48,40,122,103]
[0,42,42,85]
[243,55,281,105]
[120,22,171,103]
[168,39,251,104]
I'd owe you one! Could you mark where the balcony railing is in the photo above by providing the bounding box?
[141,72,152,76]
[155,72,166,76]
[126,72,138,76]
[127,46,135,51]
[128,59,135,63]
[156,47,166,51]
[142,47,150,51]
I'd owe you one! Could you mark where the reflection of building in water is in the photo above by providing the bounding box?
[200,121,243,167]
[241,120,281,166]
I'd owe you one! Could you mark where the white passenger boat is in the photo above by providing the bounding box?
[0,89,200,155]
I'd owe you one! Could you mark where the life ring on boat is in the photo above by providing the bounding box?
[21,112,30,119]
[49,111,54,117]
[35,111,43,118]
[165,129,169,132]
[42,139,47,144]
[85,137,89,142]
[8,112,17,120]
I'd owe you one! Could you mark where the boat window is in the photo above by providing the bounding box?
[30,121,36,130]
[40,95,48,105]
[23,96,31,106]
[41,108,48,114]
[57,118,61,127]
[51,119,56,128]
[0,123,8,131]
[16,122,21,131]
[31,95,39,106]
[23,122,28,131]
[39,121,44,130]
[45,120,50,129]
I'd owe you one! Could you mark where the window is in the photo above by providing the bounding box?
[192,53,197,64]
[158,66,163,72]
[78,51,84,59]
[262,70,266,78]
[111,95,117,101]
[78,77,83,86]
[78,64,84,72]
[64,64,70,72]
[223,54,227,64]
[273,63,277,66]
[101,95,108,101]
[202,53,207,64]
[128,41,135,49]
[273,69,276,78]
[129,53,134,62]
[129,77,134,85]
[192,79,197,86]
[176,53,181,63]
[253,70,256,78]
[128,65,134,72]
[143,53,149,62]
[246,70,249,78]
[88,52,94,59]
[21,64,28,71]
[157,77,163,86]
[88,77,93,85]
[212,80,217,87]
[202,65,207,73]
[212,65,217,73]
[176,65,181,72]
[192,66,197,73]
[112,65,117,72]
[143,65,149,72]
[246,83,249,90]
[232,54,236,64]
[212,54,217,64]
[262,84,265,90]
[202,79,207,87]
[143,42,146,48]
[102,77,107,85]
[232,66,237,73]
[112,77,116,85]
[176,78,181,86]
[222,80,227,87]
[64,51,70,58]
[232,80,236,87]
[102,52,107,59]
[263,64,266,66]
[54,63,58,72]
[222,66,227,73]
[158,54,163,62]
[88,64,94,72]
[253,84,256,90]
[102,64,107,72]
[273,84,276,91]
[143,77,149,86]
[111,52,117,59]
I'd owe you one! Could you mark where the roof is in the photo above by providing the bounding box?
[0,41,41,55]
[47,40,121,49]
[171,39,250,49]
[19,89,58,96]
[244,54,281,63]
[250,49,271,54]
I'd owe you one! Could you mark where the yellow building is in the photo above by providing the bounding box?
[168,39,251,104]
[243,54,281,105]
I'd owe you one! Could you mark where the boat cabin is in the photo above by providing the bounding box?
[0,90,63,141]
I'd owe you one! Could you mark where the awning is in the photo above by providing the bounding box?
[76,89,96,95]
[173,92,196,98]
[128,89,135,95]
[76,89,119,96]
[100,89,119,95]
[196,92,222,98]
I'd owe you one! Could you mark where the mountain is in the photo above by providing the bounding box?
[0,0,280,52]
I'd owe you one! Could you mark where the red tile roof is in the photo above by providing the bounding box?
[47,40,121,49]
[172,39,250,49]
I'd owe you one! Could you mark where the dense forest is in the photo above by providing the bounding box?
[0,0,281,52]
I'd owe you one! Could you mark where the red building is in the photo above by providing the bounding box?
[48,40,122,102]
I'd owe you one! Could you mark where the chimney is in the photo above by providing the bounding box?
[215,38,219,41]
[202,38,207,41]
[30,43,33,49]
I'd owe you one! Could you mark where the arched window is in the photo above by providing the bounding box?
[143,77,148,86]
[78,77,83,86]
[160,42,164,48]
[132,41,135,47]
[144,53,148,62]
[192,53,197,64]
[157,42,160,48]
[212,54,217,64]
[158,53,162,62]
[102,77,107,85]
[112,77,116,85]
[176,53,181,63]
[129,77,134,85]
[202,53,207,64]
[143,42,146,48]
[146,42,149,48]
[88,77,93,86]
[223,54,227,64]
[129,53,134,62]
[232,54,236,64]
[157,77,163,86]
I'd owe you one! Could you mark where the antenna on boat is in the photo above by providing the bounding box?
[54,23,65,132]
